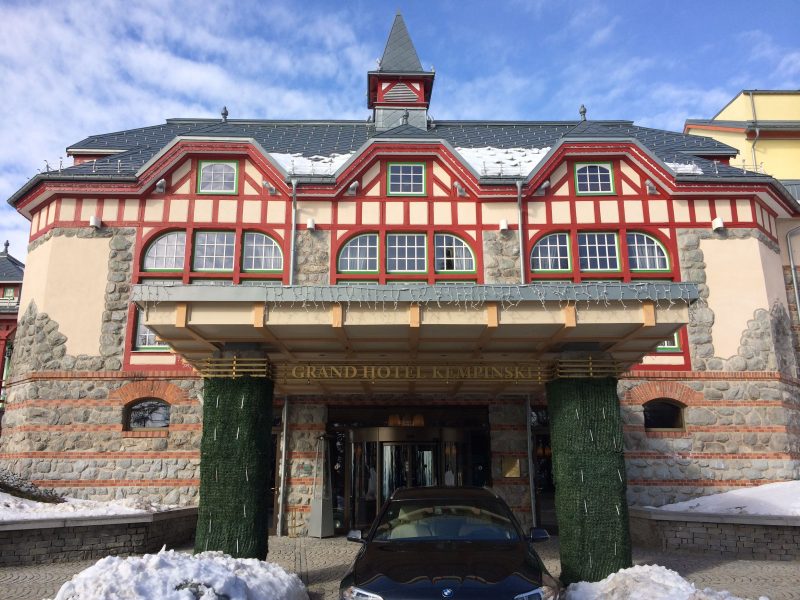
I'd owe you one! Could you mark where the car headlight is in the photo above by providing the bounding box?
[514,586,559,600]
[341,586,384,600]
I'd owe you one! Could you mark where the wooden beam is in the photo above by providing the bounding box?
[642,301,656,327]
[173,303,219,351]
[472,302,499,358]
[331,304,354,357]
[253,302,295,360]
[409,304,421,359]
[534,305,577,357]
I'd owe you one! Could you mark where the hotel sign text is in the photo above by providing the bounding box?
[281,364,543,382]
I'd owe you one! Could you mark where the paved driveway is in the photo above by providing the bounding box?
[0,536,796,599]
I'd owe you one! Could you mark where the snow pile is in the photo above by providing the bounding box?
[0,467,63,503]
[666,162,704,175]
[0,491,173,521]
[566,565,761,600]
[270,152,354,175]
[455,146,551,176]
[53,549,308,600]
[657,480,800,516]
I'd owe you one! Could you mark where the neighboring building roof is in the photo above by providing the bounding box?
[378,12,424,73]
[782,180,800,202]
[0,242,24,282]
[686,119,800,131]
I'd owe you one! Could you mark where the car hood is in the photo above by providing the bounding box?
[351,540,543,598]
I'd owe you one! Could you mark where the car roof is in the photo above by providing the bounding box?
[389,486,502,502]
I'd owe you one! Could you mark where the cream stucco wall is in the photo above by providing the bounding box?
[716,93,800,121]
[702,236,788,359]
[19,235,110,356]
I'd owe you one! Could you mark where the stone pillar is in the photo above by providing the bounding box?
[195,376,273,559]
[489,400,532,530]
[546,377,631,585]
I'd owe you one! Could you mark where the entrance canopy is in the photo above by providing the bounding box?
[132,283,697,396]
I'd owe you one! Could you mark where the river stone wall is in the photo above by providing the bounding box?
[489,401,532,530]
[483,231,521,284]
[294,230,330,285]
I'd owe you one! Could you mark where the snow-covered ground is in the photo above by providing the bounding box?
[52,549,307,600]
[0,491,172,521]
[656,480,800,516]
[565,565,765,600]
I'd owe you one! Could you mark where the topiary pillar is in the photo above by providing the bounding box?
[546,377,631,585]
[194,376,273,559]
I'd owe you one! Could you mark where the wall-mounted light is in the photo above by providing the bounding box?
[499,219,509,232]
[534,180,550,196]
[306,218,316,231]
[454,181,468,197]
[89,215,102,229]
[262,180,278,195]
[711,217,725,232]
[645,179,658,195]
[346,181,359,196]
[154,178,167,193]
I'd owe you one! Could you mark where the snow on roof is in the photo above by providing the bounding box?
[270,152,354,175]
[666,161,704,175]
[53,549,307,600]
[0,491,170,521]
[455,146,551,177]
[656,480,800,516]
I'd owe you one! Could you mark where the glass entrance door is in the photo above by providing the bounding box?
[381,443,438,500]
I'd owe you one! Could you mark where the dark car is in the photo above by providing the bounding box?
[340,487,560,600]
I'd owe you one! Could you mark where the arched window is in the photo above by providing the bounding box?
[242,232,283,272]
[627,232,669,271]
[198,161,237,193]
[143,231,186,271]
[531,233,570,272]
[575,163,614,194]
[434,234,474,272]
[643,399,684,430]
[125,399,170,430]
[338,234,379,273]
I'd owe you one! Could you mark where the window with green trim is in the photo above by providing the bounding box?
[531,233,571,271]
[135,309,168,350]
[242,232,283,272]
[575,163,614,194]
[578,232,619,271]
[656,332,681,352]
[434,234,475,272]
[198,161,238,194]
[388,163,425,195]
[193,231,235,271]
[338,234,379,272]
[627,232,669,271]
[2,287,13,298]
[387,233,426,272]
[143,231,186,271]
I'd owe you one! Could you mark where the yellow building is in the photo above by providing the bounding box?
[685,90,800,199]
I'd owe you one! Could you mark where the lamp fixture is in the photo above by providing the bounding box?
[499,219,509,232]
[346,181,359,196]
[306,218,316,231]
[711,217,725,232]
[645,179,657,195]
[89,215,102,229]
[262,180,278,195]
[154,178,167,193]
[534,180,550,196]
[453,181,468,197]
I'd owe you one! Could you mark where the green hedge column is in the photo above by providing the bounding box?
[195,376,274,559]
[546,377,632,585]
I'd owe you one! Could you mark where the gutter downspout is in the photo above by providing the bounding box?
[288,179,298,286]
[276,397,290,536]
[749,91,760,171]
[787,226,800,378]
[516,180,525,284]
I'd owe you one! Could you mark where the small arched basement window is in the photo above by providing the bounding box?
[125,399,170,430]
[643,399,684,430]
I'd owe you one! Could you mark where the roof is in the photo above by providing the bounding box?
[686,119,800,131]
[378,12,424,73]
[0,244,24,282]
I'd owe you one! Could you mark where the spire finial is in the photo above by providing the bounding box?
[579,104,587,121]
[2,241,8,254]
[402,109,409,125]
[221,106,229,122]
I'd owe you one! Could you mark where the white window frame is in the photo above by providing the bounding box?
[575,163,614,195]
[143,231,186,271]
[388,163,426,196]
[387,233,427,273]
[338,234,379,273]
[135,308,168,350]
[242,232,283,272]
[578,232,620,271]
[531,233,571,272]
[193,231,235,271]
[656,332,681,352]
[434,234,475,273]
[627,232,670,272]
[198,161,238,194]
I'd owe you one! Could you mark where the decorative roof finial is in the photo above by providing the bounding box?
[402,109,409,125]
[579,104,587,121]
[2,241,8,254]
[221,106,229,122]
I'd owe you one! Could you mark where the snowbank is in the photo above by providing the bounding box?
[657,480,800,516]
[53,549,308,600]
[270,152,354,175]
[566,565,763,600]
[0,491,171,521]
[455,146,551,177]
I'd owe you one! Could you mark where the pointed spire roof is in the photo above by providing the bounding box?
[379,12,423,72]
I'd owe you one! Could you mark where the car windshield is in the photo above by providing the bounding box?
[372,498,520,542]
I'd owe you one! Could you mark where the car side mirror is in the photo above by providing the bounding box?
[529,527,550,543]
[347,529,366,543]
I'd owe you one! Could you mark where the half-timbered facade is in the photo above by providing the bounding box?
[3,14,799,535]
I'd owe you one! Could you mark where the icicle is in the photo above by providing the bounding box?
[215,468,218,482]
[589,554,592,569]
[245,466,249,482]
[208,517,212,533]
[580,470,584,483]
[602,407,606,420]
[589,429,594,442]
[583,499,588,515]
[615,504,620,516]
[614,542,617,556]
[240,395,245,409]
[236,538,239,554]
[575,408,579,420]
[243,504,247,517]
[617,469,622,482]
[214,427,217,441]
[216,395,219,408]
[236,426,240,439]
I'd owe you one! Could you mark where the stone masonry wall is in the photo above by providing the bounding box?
[489,400,533,530]
[294,230,330,285]
[483,231,521,284]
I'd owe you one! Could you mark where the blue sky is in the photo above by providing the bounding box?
[1,0,799,261]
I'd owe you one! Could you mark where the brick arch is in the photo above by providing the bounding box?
[110,380,190,406]
[624,381,702,407]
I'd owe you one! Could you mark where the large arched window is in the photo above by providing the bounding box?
[242,232,283,272]
[434,234,475,273]
[627,232,669,271]
[531,233,570,272]
[198,161,237,193]
[338,234,379,273]
[124,398,170,430]
[143,231,186,271]
[575,163,614,194]
[643,399,684,430]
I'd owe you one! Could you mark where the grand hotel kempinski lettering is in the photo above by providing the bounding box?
[286,364,538,381]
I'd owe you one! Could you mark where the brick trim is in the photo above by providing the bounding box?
[626,451,800,460]
[624,381,702,406]
[110,380,190,406]
[32,479,200,488]
[629,479,791,487]
[1,451,199,459]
